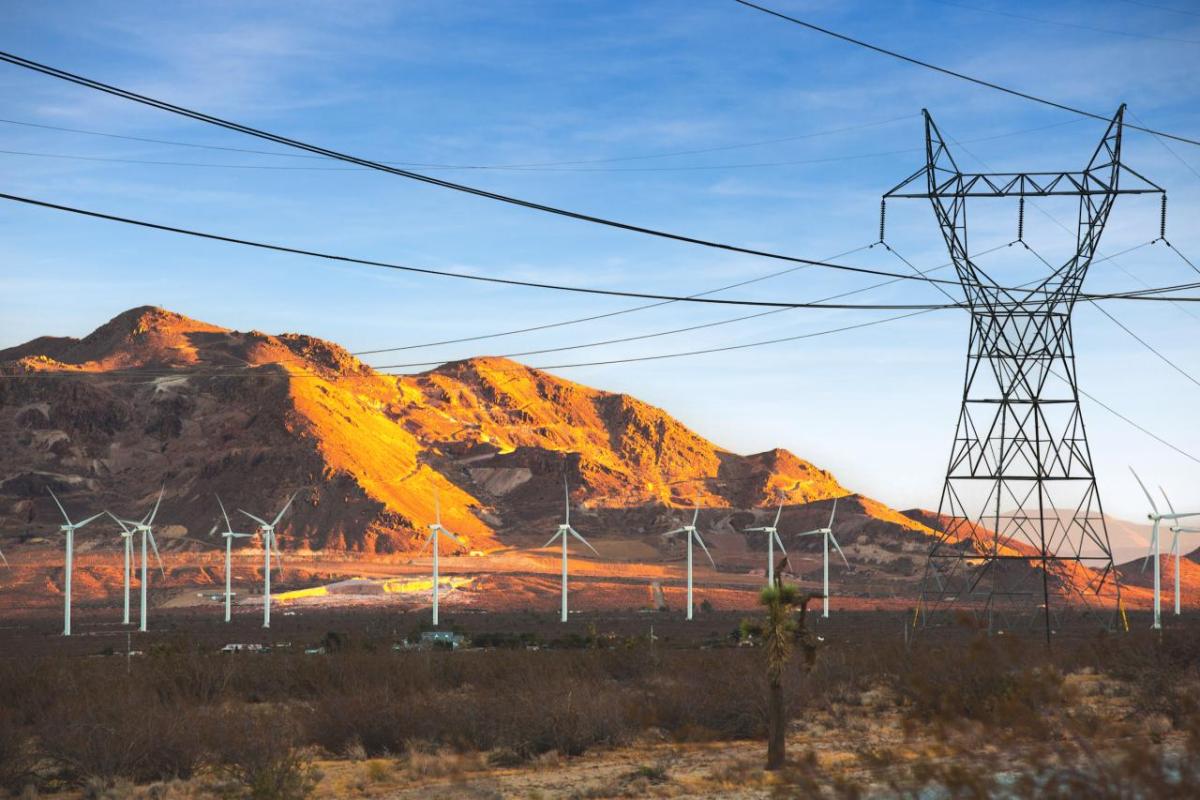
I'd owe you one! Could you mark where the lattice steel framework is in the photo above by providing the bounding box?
[885,105,1164,639]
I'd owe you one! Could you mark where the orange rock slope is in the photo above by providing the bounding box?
[0,307,913,560]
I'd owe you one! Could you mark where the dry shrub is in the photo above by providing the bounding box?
[210,708,319,800]
[632,650,766,741]
[35,684,210,787]
[896,632,1066,734]
[0,708,33,796]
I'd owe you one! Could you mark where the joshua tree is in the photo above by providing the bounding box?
[760,557,821,771]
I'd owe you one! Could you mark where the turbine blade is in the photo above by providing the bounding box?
[446,529,468,547]
[828,497,839,530]
[239,510,270,528]
[0,548,7,568]
[48,488,71,524]
[217,495,233,533]
[1160,487,1178,518]
[1170,530,1181,560]
[148,531,166,577]
[271,492,297,528]
[1141,529,1157,572]
[146,485,165,525]
[774,530,788,557]
[563,475,570,526]
[75,512,106,529]
[1129,466,1159,515]
[773,500,783,528]
[106,510,132,533]
[664,528,686,536]
[744,526,767,532]
[419,529,436,556]
[568,526,600,557]
[829,532,849,567]
[693,530,716,568]
[543,530,564,549]
[691,506,700,526]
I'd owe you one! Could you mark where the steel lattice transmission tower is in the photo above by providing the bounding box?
[884,105,1164,638]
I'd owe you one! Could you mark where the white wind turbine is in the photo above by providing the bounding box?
[663,505,715,621]
[1152,488,1200,619]
[422,491,466,627]
[544,477,598,622]
[106,513,136,625]
[1131,467,1199,630]
[796,498,849,618]
[240,494,295,629]
[112,487,167,633]
[215,497,252,623]
[48,489,104,636]
[745,498,788,586]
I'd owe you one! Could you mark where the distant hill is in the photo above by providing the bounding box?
[1,306,1139,607]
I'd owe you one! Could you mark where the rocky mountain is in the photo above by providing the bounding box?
[0,306,938,565]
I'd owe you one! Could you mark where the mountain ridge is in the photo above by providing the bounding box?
[0,306,934,567]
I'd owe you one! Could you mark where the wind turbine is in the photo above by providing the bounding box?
[544,477,598,622]
[796,498,849,618]
[1154,488,1200,618]
[663,505,715,621]
[240,493,295,629]
[106,513,136,625]
[111,487,167,632]
[215,497,252,623]
[422,490,466,627]
[48,489,104,636]
[745,498,788,586]
[1131,467,1199,629]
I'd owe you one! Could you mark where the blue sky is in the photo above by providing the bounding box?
[1,0,1198,523]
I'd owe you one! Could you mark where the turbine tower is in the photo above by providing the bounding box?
[745,498,788,586]
[544,477,598,622]
[111,487,167,633]
[106,513,136,625]
[796,498,849,618]
[240,493,294,629]
[422,491,466,627]
[885,106,1164,638]
[1132,468,1199,628]
[662,505,716,620]
[1166,520,1200,618]
[215,497,252,623]
[48,489,103,636]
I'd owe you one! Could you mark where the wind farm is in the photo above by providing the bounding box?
[2,1,1200,796]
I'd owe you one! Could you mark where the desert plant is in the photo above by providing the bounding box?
[211,709,319,800]
[760,578,798,771]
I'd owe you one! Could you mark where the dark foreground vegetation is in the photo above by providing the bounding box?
[1,617,1199,798]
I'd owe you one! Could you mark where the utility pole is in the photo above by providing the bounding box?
[884,106,1162,639]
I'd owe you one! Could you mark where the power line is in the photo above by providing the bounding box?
[353,239,1167,358]
[0,52,1007,262]
[1020,241,1200,392]
[0,190,962,307]
[932,0,1200,45]
[353,243,877,356]
[0,113,920,170]
[369,246,1010,369]
[0,118,1087,174]
[1117,0,1200,19]
[5,191,1196,312]
[731,0,1200,147]
[458,309,939,372]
